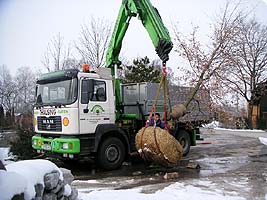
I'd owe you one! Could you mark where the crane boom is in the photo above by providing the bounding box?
[106,0,173,116]
[106,0,173,70]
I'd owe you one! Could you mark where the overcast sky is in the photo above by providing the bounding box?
[0,0,267,74]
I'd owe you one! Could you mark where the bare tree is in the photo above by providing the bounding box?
[0,65,16,112]
[42,33,77,72]
[14,67,36,113]
[76,17,111,68]
[219,17,267,126]
[62,58,82,70]
[172,2,244,109]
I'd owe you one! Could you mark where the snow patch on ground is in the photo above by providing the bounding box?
[78,181,245,200]
[259,137,267,146]
[215,128,265,133]
[202,121,266,133]
[202,121,221,129]
[73,180,100,184]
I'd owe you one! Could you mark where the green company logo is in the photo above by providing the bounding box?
[90,105,105,115]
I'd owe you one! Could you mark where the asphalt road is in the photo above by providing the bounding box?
[69,128,267,199]
[1,128,267,199]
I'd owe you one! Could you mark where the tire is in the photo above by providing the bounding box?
[176,130,191,156]
[97,137,125,170]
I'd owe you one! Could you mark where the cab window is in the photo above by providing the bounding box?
[81,79,106,104]
[91,80,106,102]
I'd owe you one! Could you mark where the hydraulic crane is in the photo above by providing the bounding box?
[105,0,173,114]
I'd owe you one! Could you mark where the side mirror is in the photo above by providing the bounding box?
[83,108,89,113]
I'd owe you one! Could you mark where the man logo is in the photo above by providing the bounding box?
[43,119,54,124]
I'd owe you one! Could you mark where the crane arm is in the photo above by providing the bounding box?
[106,0,173,71]
[106,0,173,118]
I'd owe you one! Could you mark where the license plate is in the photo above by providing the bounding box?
[41,144,51,151]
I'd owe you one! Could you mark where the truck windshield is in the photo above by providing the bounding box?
[36,78,78,106]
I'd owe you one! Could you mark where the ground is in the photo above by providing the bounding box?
[67,128,267,199]
[1,128,267,199]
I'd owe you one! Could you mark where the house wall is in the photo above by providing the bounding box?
[258,95,267,130]
[252,105,260,129]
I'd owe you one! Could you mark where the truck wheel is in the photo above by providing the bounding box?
[176,130,191,156]
[97,137,125,170]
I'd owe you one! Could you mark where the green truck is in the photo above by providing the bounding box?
[32,0,202,170]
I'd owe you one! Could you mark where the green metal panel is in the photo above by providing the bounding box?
[51,138,80,154]
[192,129,197,146]
[32,135,80,154]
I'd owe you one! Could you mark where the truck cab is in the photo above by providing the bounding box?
[32,68,131,170]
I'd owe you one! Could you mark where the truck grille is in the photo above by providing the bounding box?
[37,116,62,132]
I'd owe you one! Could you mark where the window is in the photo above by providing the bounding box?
[36,78,77,105]
[92,80,106,102]
[81,79,106,104]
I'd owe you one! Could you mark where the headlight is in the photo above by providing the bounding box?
[33,140,37,146]
[62,143,69,150]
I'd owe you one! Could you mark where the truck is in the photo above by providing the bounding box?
[32,0,203,170]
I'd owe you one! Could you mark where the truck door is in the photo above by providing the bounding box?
[80,78,111,134]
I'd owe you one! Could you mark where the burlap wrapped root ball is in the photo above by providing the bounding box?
[135,126,183,167]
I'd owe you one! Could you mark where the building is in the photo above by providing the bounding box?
[251,82,267,130]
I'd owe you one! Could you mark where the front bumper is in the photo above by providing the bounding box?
[32,135,80,154]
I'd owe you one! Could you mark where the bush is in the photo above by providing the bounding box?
[10,128,38,160]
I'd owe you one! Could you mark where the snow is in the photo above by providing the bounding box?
[0,170,27,200]
[202,121,220,129]
[64,184,72,196]
[73,180,100,184]
[78,181,245,200]
[259,137,267,146]
[215,127,265,132]
[0,159,63,200]
[202,121,266,133]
